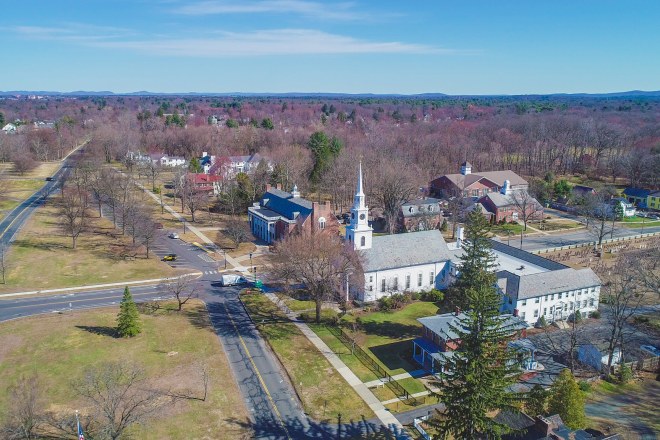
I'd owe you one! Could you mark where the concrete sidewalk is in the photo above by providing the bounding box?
[264,292,411,438]
[363,370,427,388]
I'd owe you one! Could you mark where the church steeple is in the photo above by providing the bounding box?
[346,161,372,250]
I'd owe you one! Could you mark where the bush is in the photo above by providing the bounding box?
[572,310,582,322]
[590,310,601,319]
[420,289,444,302]
[578,381,592,392]
[411,291,421,301]
[152,186,161,194]
[538,316,548,328]
[618,364,633,384]
[378,296,394,311]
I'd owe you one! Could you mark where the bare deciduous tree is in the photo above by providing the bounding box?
[271,231,361,323]
[371,162,419,234]
[77,362,169,440]
[60,186,89,249]
[580,192,615,251]
[166,276,199,311]
[1,375,44,440]
[509,190,543,247]
[223,217,251,248]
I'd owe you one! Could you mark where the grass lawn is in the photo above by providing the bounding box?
[585,379,660,439]
[276,293,316,312]
[536,219,582,231]
[240,292,374,422]
[619,218,660,228]
[0,301,251,439]
[490,223,524,237]
[0,200,182,293]
[0,178,45,212]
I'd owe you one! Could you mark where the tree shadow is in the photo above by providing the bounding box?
[75,325,119,338]
[11,238,68,252]
[359,320,420,339]
[368,340,418,373]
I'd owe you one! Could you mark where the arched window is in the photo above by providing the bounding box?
[318,217,326,230]
[360,236,366,247]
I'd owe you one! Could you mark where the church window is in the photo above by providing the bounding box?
[429,272,434,285]
[381,279,386,293]
[392,277,398,291]
[405,275,411,289]
[318,217,326,230]
[417,273,422,287]
[360,236,366,247]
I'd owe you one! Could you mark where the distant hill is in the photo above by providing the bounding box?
[0,90,659,98]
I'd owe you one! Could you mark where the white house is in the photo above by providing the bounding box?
[210,153,272,178]
[148,153,186,168]
[346,164,453,302]
[2,123,17,133]
[609,198,636,218]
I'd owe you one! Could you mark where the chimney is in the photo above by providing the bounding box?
[202,151,208,157]
[513,308,519,317]
[265,184,272,192]
[460,161,472,176]
[456,226,464,247]
[533,416,552,437]
[454,306,461,316]
[276,183,282,190]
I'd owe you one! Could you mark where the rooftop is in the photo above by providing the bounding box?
[362,229,451,272]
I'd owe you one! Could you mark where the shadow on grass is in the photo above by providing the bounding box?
[184,305,215,331]
[12,238,68,252]
[368,340,418,373]
[359,320,420,339]
[75,325,119,338]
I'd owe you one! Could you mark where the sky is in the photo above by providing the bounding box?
[1,0,659,95]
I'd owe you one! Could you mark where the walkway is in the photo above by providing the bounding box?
[263,292,410,436]
[362,370,427,388]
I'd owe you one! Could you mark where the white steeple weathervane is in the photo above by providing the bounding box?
[346,161,373,250]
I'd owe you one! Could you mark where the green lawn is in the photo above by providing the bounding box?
[240,292,374,422]
[620,216,660,228]
[490,223,524,236]
[0,301,251,439]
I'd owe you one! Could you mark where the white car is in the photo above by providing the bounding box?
[168,232,180,239]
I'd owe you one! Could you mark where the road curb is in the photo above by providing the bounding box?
[0,272,202,298]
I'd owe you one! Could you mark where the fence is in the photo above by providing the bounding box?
[609,355,659,375]
[413,415,433,440]
[531,230,660,255]
[325,325,421,405]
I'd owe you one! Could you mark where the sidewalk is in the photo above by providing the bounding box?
[263,292,410,437]
[363,369,427,388]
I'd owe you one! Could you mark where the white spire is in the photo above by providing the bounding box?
[356,161,364,197]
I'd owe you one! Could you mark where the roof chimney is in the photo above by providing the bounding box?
[291,184,300,198]
[460,161,472,176]
[501,179,511,195]
[455,306,461,316]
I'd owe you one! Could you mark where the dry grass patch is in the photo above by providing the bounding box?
[0,200,182,293]
[0,301,251,439]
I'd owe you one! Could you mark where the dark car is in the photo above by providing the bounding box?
[45,177,53,181]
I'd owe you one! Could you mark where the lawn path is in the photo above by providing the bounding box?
[263,292,411,436]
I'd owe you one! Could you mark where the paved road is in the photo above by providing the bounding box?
[505,225,660,251]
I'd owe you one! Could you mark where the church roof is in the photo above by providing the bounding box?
[362,229,451,272]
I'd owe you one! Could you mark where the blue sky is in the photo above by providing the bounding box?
[1,0,659,94]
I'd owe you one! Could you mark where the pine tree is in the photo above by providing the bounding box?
[548,369,586,429]
[117,287,142,337]
[432,210,522,439]
[525,384,548,417]
[446,210,497,309]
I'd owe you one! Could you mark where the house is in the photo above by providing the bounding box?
[186,173,222,195]
[647,190,660,211]
[578,344,621,372]
[412,311,528,374]
[210,153,272,179]
[494,240,602,326]
[346,164,454,301]
[623,187,650,208]
[145,153,186,168]
[397,197,443,232]
[247,184,337,244]
[1,123,17,133]
[608,198,636,218]
[498,412,622,440]
[477,183,543,223]
[199,152,215,173]
[572,185,596,200]
[429,162,528,199]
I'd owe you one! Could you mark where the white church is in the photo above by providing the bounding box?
[346,163,455,302]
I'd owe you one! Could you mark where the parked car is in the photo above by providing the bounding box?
[45,177,53,181]
[168,232,179,239]
[162,254,177,261]
[220,274,247,286]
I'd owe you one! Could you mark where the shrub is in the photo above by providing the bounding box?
[578,381,592,392]
[572,310,582,322]
[590,310,601,319]
[618,364,633,384]
[538,316,548,328]
[411,291,421,301]
[420,289,444,302]
[152,186,161,194]
[378,296,394,311]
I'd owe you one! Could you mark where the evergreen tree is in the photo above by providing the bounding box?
[117,287,142,337]
[446,210,496,309]
[260,117,274,130]
[188,157,202,173]
[432,210,522,439]
[525,384,548,417]
[548,369,586,429]
[307,131,342,184]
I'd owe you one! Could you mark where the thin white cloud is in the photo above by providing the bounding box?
[172,0,362,20]
[90,29,445,56]
[11,23,134,41]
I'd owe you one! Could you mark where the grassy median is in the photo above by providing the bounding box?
[240,291,375,422]
[0,300,251,439]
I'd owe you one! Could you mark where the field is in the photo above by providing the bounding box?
[240,292,375,422]
[0,301,251,439]
[0,199,181,293]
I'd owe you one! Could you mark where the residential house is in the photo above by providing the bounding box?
[210,153,272,179]
[647,190,660,211]
[247,184,337,244]
[200,152,215,173]
[129,151,186,168]
[397,197,443,232]
[186,173,222,195]
[1,123,17,133]
[623,187,651,208]
[412,311,528,374]
[477,182,543,223]
[494,241,602,326]
[498,413,622,440]
[429,161,528,199]
[578,344,621,372]
[572,185,596,199]
[157,154,187,168]
[608,197,636,218]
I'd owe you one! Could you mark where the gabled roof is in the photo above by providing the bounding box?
[514,268,601,299]
[187,173,221,184]
[438,170,528,189]
[259,188,313,221]
[401,197,441,218]
[418,312,527,341]
[362,229,451,272]
[623,187,651,198]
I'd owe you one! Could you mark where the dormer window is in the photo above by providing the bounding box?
[318,217,326,230]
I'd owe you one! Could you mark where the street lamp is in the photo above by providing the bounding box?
[249,253,255,284]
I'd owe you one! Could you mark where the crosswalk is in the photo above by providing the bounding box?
[197,254,215,263]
